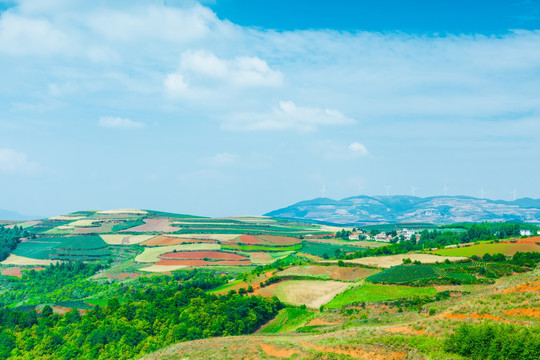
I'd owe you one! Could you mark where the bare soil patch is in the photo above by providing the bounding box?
[256,341,301,358]
[298,340,406,359]
[503,281,540,294]
[1,266,45,278]
[504,308,540,318]
[277,265,378,281]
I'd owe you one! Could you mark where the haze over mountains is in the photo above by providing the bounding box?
[0,209,40,221]
[265,195,540,225]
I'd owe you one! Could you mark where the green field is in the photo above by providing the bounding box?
[300,241,365,257]
[367,264,478,284]
[433,242,540,257]
[260,308,316,333]
[325,283,437,308]
[12,235,110,261]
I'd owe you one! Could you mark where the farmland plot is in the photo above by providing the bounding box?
[134,244,220,263]
[100,234,156,245]
[276,265,379,282]
[121,218,178,233]
[433,242,540,257]
[255,280,350,308]
[333,254,467,268]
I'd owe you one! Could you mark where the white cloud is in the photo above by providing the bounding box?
[204,153,239,167]
[348,142,369,157]
[223,100,355,132]
[0,148,38,174]
[0,12,70,56]
[164,50,283,96]
[164,73,188,95]
[98,116,145,129]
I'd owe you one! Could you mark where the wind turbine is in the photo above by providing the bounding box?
[511,189,517,201]
[384,185,392,197]
[443,185,449,196]
[411,185,417,196]
[320,184,327,198]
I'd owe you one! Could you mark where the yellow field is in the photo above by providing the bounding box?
[134,244,221,263]
[1,254,63,266]
[327,253,467,268]
[49,215,84,221]
[139,264,189,272]
[100,234,156,245]
[255,280,350,309]
[68,219,99,227]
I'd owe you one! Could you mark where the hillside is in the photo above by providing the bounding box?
[1,209,539,359]
[144,266,540,359]
[265,195,540,225]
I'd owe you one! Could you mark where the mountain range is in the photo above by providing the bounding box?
[265,195,540,225]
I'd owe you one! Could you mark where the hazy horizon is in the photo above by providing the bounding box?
[1,0,539,218]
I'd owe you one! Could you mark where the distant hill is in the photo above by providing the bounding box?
[0,209,40,221]
[265,195,540,225]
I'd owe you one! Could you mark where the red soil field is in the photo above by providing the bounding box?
[142,236,217,246]
[505,236,540,244]
[237,235,264,245]
[258,235,301,246]
[160,251,248,261]
[156,259,252,266]
[1,267,45,278]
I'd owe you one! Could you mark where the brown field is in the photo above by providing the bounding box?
[159,251,248,261]
[121,218,177,233]
[249,252,276,265]
[1,266,45,278]
[73,222,115,234]
[156,259,252,266]
[142,235,217,246]
[276,265,379,281]
[328,253,467,268]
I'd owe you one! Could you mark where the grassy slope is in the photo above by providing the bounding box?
[141,267,540,360]
[325,283,437,309]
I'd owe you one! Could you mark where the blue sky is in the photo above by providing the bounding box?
[1,0,539,217]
